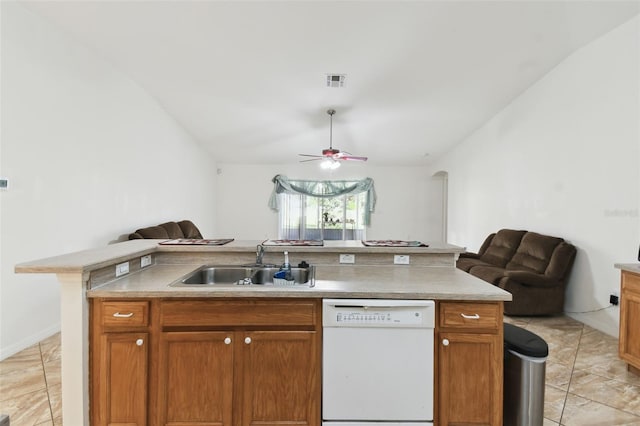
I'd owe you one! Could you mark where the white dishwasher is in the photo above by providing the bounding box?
[322,299,435,426]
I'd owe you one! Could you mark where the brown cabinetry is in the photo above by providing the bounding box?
[158,299,320,426]
[620,270,640,374]
[91,300,150,426]
[91,298,320,426]
[436,301,503,426]
[158,331,234,425]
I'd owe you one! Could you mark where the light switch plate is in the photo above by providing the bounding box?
[394,255,410,265]
[141,255,152,268]
[339,254,355,264]
[115,261,129,277]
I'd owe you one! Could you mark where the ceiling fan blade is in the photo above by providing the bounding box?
[333,151,367,161]
[299,154,324,158]
[340,155,368,162]
[299,158,322,163]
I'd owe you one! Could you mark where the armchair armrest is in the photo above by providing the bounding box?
[458,252,480,259]
[503,270,560,287]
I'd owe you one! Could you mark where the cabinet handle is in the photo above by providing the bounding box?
[460,313,480,320]
[224,337,232,345]
[113,312,134,318]
[244,337,252,345]
[136,339,143,346]
[442,339,449,346]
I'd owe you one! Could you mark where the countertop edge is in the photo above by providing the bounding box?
[615,263,640,274]
[15,239,467,274]
[86,290,511,301]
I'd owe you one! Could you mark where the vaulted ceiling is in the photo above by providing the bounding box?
[22,1,640,165]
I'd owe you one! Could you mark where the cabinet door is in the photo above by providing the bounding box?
[241,331,319,426]
[620,272,640,370]
[158,331,234,426]
[438,332,502,426]
[95,332,148,426]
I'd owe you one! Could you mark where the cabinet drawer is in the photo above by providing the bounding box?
[439,302,501,330]
[101,301,149,327]
[162,299,318,327]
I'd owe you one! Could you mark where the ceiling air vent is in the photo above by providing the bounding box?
[326,74,346,88]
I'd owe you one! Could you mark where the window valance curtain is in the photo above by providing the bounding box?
[268,174,377,225]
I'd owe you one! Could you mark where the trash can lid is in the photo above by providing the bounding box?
[504,323,549,358]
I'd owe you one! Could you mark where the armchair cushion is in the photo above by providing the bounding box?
[469,265,510,285]
[479,229,527,267]
[506,232,563,274]
[503,270,560,287]
[129,220,203,240]
[456,256,492,272]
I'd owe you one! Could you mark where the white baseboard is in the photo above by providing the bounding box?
[566,309,619,339]
[0,322,61,361]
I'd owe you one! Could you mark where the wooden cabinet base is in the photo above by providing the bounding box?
[620,271,640,372]
[436,301,503,426]
[91,298,321,426]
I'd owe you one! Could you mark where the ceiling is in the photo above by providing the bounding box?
[21,1,640,166]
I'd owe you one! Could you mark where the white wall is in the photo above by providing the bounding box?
[215,163,436,242]
[0,4,218,359]
[432,16,640,337]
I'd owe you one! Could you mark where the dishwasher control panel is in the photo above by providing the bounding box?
[323,299,435,328]
[335,310,422,325]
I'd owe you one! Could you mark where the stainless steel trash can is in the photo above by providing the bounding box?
[503,323,548,426]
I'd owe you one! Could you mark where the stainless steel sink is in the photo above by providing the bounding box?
[181,266,252,285]
[170,265,314,287]
[250,267,311,285]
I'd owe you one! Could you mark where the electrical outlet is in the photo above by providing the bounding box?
[339,254,355,264]
[394,255,410,265]
[115,261,129,277]
[610,294,619,306]
[141,255,152,268]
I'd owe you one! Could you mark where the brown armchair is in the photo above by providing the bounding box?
[457,229,576,316]
[128,220,202,240]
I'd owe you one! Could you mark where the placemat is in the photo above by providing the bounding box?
[362,240,429,247]
[159,238,234,246]
[262,239,324,246]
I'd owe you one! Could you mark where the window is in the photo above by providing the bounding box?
[269,175,376,241]
[278,192,367,240]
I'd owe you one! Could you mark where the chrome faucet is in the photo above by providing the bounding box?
[256,244,265,265]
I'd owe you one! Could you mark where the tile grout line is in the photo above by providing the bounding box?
[557,321,585,426]
[39,341,55,425]
[562,326,640,423]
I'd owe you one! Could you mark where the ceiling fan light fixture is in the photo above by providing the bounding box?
[299,109,367,165]
[320,158,341,170]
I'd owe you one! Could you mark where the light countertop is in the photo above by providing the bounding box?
[615,263,640,274]
[87,263,511,301]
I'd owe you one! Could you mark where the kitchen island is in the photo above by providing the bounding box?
[16,239,511,426]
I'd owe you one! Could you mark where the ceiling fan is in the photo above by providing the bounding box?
[299,109,368,169]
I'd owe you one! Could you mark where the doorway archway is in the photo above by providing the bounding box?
[431,171,448,242]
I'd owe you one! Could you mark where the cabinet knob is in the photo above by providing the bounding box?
[136,339,144,346]
[244,337,252,345]
[224,337,232,345]
[442,339,450,346]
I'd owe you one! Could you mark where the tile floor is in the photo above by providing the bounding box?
[504,315,640,426]
[0,315,639,425]
[0,333,61,425]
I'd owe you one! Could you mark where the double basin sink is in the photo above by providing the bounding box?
[170,264,315,287]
